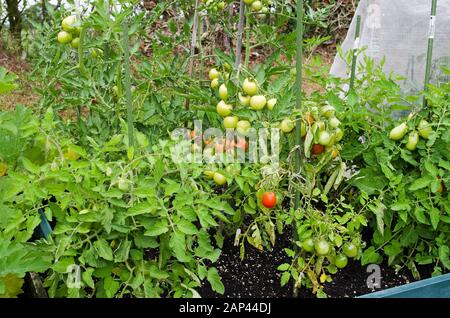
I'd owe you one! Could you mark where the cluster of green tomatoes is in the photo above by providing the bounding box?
[200,0,228,12]
[281,103,344,159]
[57,15,81,49]
[389,118,433,151]
[301,238,359,269]
[209,67,277,133]
[244,0,273,15]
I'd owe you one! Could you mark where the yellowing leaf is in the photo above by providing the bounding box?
[0,274,24,298]
[319,273,328,283]
[0,162,7,177]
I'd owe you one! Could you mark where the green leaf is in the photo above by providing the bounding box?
[280,271,290,287]
[0,240,52,277]
[277,263,290,271]
[21,157,40,174]
[127,199,158,216]
[177,219,199,235]
[429,208,440,230]
[361,247,382,266]
[169,231,191,262]
[369,200,385,236]
[438,246,450,270]
[94,239,113,261]
[409,177,432,191]
[114,239,131,262]
[144,218,169,236]
[207,267,224,295]
[414,207,428,224]
[82,268,95,289]
[103,276,120,298]
[149,265,169,280]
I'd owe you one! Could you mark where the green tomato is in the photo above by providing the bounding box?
[217,1,226,10]
[236,120,251,136]
[334,128,344,142]
[318,131,332,146]
[70,37,80,49]
[251,0,263,11]
[301,238,315,252]
[209,68,220,80]
[213,172,227,185]
[406,131,419,151]
[314,239,330,256]
[343,243,358,258]
[315,121,326,131]
[267,98,277,111]
[280,118,295,133]
[250,95,267,110]
[244,0,255,5]
[216,100,233,117]
[239,93,251,106]
[389,123,408,141]
[224,116,239,129]
[243,78,258,96]
[334,254,348,269]
[329,117,341,129]
[320,105,335,118]
[57,31,72,44]
[418,120,432,139]
[118,178,129,192]
[210,78,220,89]
[113,85,120,97]
[203,170,215,179]
[301,122,307,137]
[62,15,78,32]
[219,84,228,100]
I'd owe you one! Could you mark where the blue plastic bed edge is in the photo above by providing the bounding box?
[358,272,450,298]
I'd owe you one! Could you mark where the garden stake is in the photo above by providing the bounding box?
[235,0,245,70]
[293,0,304,298]
[244,8,251,69]
[122,21,135,148]
[186,0,201,110]
[423,0,438,108]
[349,15,361,92]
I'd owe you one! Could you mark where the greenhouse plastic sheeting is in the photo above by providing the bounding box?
[330,0,450,94]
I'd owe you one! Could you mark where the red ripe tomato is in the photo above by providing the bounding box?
[262,191,277,208]
[311,144,325,155]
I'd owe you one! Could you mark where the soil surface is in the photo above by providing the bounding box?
[199,234,433,298]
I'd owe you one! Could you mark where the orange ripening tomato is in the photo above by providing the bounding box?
[262,191,277,209]
[311,144,325,155]
[304,112,315,125]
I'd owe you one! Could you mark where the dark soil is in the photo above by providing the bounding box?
[199,234,434,298]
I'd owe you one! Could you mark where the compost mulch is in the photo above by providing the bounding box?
[199,233,433,298]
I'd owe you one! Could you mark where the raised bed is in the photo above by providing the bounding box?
[360,273,450,298]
